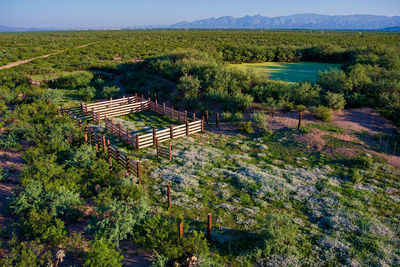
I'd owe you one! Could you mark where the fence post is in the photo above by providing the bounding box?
[135,93,137,102]
[216,112,219,128]
[85,104,88,114]
[153,128,157,145]
[184,110,187,122]
[163,103,166,115]
[97,112,100,124]
[202,116,205,132]
[107,140,112,168]
[206,110,209,125]
[298,112,303,130]
[84,134,88,144]
[178,221,183,238]
[136,134,140,151]
[170,126,174,140]
[193,112,196,121]
[186,120,189,136]
[126,128,130,140]
[102,136,106,151]
[169,141,172,161]
[207,213,212,242]
[167,184,171,210]
[123,95,126,104]
[393,142,397,156]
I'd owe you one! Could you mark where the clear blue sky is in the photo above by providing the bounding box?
[1,0,399,28]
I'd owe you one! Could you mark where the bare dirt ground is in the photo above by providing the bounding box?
[0,43,94,70]
[268,108,400,167]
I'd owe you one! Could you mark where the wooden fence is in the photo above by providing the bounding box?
[156,140,172,161]
[58,106,141,181]
[105,118,203,150]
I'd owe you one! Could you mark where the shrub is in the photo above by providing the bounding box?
[84,239,123,267]
[89,197,149,242]
[221,111,232,121]
[78,86,96,101]
[239,121,254,134]
[0,133,20,150]
[350,168,363,184]
[229,92,254,112]
[324,92,346,110]
[101,86,120,99]
[293,81,322,106]
[135,214,209,260]
[232,111,243,121]
[251,112,269,133]
[1,240,52,266]
[67,144,96,168]
[178,74,201,99]
[295,105,307,113]
[310,106,332,122]
[281,101,294,111]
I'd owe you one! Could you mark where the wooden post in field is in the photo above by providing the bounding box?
[170,126,174,139]
[167,184,171,210]
[206,110,209,125]
[178,221,183,238]
[207,213,212,242]
[216,112,219,128]
[298,112,303,130]
[393,142,397,156]
[153,128,157,145]
[137,163,141,184]
[378,136,382,151]
[184,110,187,122]
[186,120,189,136]
[136,134,139,151]
[202,116,205,131]
[107,140,112,168]
[169,141,172,161]
[193,112,196,121]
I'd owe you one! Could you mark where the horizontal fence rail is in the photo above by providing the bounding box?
[156,140,172,161]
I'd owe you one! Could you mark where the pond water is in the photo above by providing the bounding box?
[232,62,341,83]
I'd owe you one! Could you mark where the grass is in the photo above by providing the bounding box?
[306,123,345,134]
[231,62,340,82]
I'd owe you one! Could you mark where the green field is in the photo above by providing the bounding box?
[232,62,341,82]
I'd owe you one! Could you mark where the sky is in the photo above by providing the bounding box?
[0,0,399,29]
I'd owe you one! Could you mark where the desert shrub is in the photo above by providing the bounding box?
[317,69,347,94]
[221,111,232,121]
[151,252,169,267]
[63,232,85,256]
[239,121,254,134]
[36,89,63,106]
[0,133,20,150]
[310,106,332,122]
[84,239,123,267]
[1,240,52,267]
[350,168,364,184]
[54,72,93,89]
[324,92,346,110]
[178,74,201,99]
[67,144,96,168]
[295,105,307,112]
[232,111,243,121]
[251,112,269,132]
[89,197,149,242]
[101,86,120,99]
[227,92,254,112]
[135,214,209,260]
[281,101,294,111]
[293,81,322,106]
[40,218,66,246]
[78,86,96,101]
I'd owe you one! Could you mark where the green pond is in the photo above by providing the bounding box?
[232,62,341,83]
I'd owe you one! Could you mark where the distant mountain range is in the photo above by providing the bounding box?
[1,14,400,32]
[171,14,400,30]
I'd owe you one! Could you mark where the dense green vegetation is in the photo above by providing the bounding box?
[0,30,399,266]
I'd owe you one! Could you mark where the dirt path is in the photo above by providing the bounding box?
[0,42,94,70]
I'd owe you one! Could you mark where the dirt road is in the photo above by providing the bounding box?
[0,42,94,70]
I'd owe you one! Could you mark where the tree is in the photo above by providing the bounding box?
[84,239,123,267]
[101,86,120,99]
[324,92,346,110]
[177,74,201,99]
